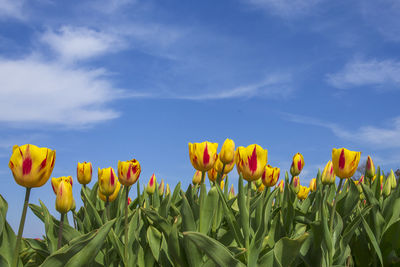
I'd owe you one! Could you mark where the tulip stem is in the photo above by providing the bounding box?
[124,186,130,264]
[58,213,64,249]
[201,171,205,184]
[137,182,141,207]
[12,187,31,267]
[217,163,226,186]
[330,178,343,232]
[105,196,110,220]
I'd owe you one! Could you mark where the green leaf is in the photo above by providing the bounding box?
[238,175,249,250]
[147,226,162,261]
[273,233,309,267]
[361,212,384,266]
[199,186,218,235]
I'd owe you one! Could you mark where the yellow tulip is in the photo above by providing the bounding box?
[98,180,121,202]
[118,159,141,186]
[321,161,336,185]
[261,165,280,187]
[219,138,235,165]
[214,155,235,174]
[98,167,118,197]
[192,170,202,185]
[166,184,171,196]
[290,153,304,177]
[9,144,56,188]
[220,180,225,190]
[159,179,165,196]
[365,156,375,179]
[309,178,316,192]
[297,185,310,200]
[292,176,300,194]
[188,141,218,172]
[277,180,284,193]
[236,144,268,181]
[388,170,397,190]
[77,161,92,185]
[146,173,156,195]
[51,176,73,195]
[55,179,74,213]
[228,184,235,199]
[332,148,361,179]
[257,183,265,192]
[208,168,226,182]
[382,177,391,197]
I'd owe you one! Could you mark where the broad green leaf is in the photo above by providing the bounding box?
[274,233,309,267]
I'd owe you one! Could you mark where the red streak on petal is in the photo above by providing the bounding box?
[52,183,56,194]
[19,147,24,157]
[59,185,63,196]
[339,149,346,169]
[50,155,55,168]
[297,159,302,171]
[9,161,14,169]
[39,150,48,170]
[262,170,266,180]
[330,166,333,175]
[110,169,115,186]
[127,164,131,180]
[22,157,32,175]
[248,145,258,173]
[203,143,210,165]
[366,157,371,170]
[150,174,154,186]
[132,164,137,174]
[294,178,298,187]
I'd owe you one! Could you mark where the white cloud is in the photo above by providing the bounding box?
[0,57,122,127]
[0,0,24,19]
[40,26,125,62]
[327,59,400,89]
[243,0,323,18]
[176,73,293,100]
[281,113,400,148]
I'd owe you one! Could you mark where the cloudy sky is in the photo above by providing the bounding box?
[1,0,400,237]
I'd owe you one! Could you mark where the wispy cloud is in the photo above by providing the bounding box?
[0,0,24,19]
[326,59,400,89]
[281,112,400,148]
[243,0,324,18]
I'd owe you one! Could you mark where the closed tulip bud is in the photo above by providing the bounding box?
[98,167,117,197]
[332,148,361,179]
[257,183,265,192]
[192,170,202,185]
[290,153,304,177]
[159,179,165,196]
[127,197,132,205]
[118,159,141,186]
[219,138,235,165]
[292,176,300,194]
[359,175,365,184]
[321,161,336,185]
[55,179,74,213]
[77,161,92,185]
[228,184,235,199]
[51,176,73,195]
[188,141,218,172]
[365,156,375,179]
[9,144,56,188]
[220,180,225,190]
[297,185,310,200]
[382,178,391,197]
[98,180,121,202]
[277,180,284,193]
[236,144,268,181]
[309,178,316,192]
[262,165,280,187]
[208,168,226,182]
[146,173,156,195]
[214,155,235,174]
[166,184,171,196]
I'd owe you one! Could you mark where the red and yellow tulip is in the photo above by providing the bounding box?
[219,138,235,165]
[118,159,141,186]
[51,176,73,195]
[77,161,92,185]
[188,141,218,172]
[98,180,121,202]
[332,148,361,179]
[321,161,336,185]
[261,165,280,187]
[236,144,268,181]
[309,178,316,192]
[146,173,156,195]
[98,167,118,197]
[55,179,74,213]
[297,185,310,200]
[290,153,304,177]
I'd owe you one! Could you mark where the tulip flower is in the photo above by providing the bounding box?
[277,180,284,193]
[127,197,132,205]
[51,176,73,195]
[292,176,300,194]
[8,144,56,267]
[388,169,397,190]
[332,148,361,179]
[118,159,141,186]
[55,178,74,249]
[77,161,92,186]
[321,161,336,185]
[146,173,156,195]
[219,138,235,165]
[192,170,202,185]
[297,185,310,200]
[98,167,118,197]
[188,141,218,172]
[262,165,280,187]
[214,155,235,175]
[365,156,375,179]
[309,178,317,192]
[208,167,226,182]
[290,153,304,177]
[228,184,235,199]
[382,177,391,197]
[159,179,165,196]
[98,180,121,202]
[166,184,171,196]
[257,183,265,192]
[359,175,365,184]
[236,144,268,181]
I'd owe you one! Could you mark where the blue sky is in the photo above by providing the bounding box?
[1,0,400,237]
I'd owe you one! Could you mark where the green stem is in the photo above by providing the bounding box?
[330,178,344,232]
[137,182,141,207]
[105,196,110,220]
[12,187,31,267]
[72,211,77,230]
[124,186,130,264]
[201,171,205,184]
[58,213,65,249]
[82,184,87,209]
[217,163,226,186]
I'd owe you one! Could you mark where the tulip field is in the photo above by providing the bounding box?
[2,141,400,266]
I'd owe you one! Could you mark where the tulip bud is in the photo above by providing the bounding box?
[192,170,202,185]
[290,153,304,177]
[321,161,336,185]
[9,144,56,188]
[98,167,117,197]
[228,184,235,199]
[332,148,361,179]
[51,176,73,195]
[146,173,156,195]
[118,159,141,186]
[55,180,74,214]
[219,139,235,165]
[309,178,316,192]
[297,185,310,200]
[208,168,225,182]
[188,141,219,172]
[365,156,375,179]
[292,176,300,194]
[257,183,265,192]
[236,144,268,181]
[166,184,171,196]
[214,155,235,174]
[220,180,225,190]
[77,161,92,185]
[98,180,121,202]
[262,165,280,187]
[127,197,132,205]
[382,177,391,197]
[159,179,165,196]
[359,175,365,184]
[277,180,284,193]
[388,169,397,190]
